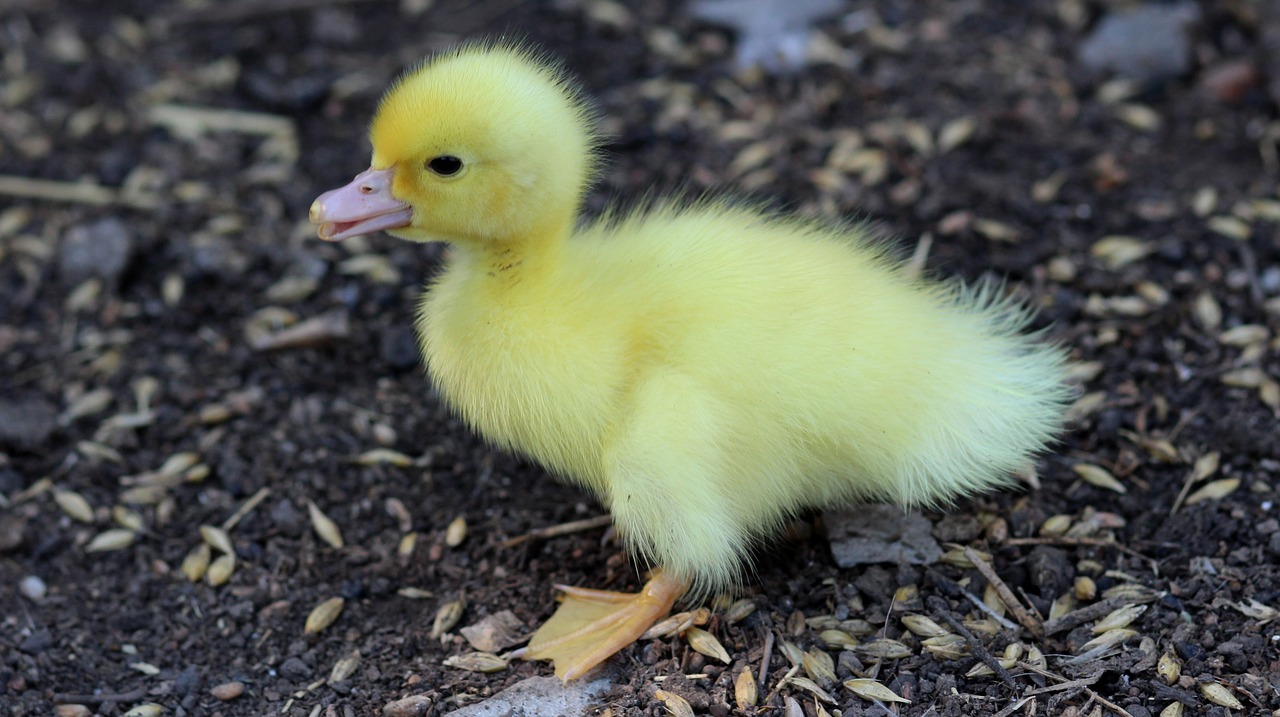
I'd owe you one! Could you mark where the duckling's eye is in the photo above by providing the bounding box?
[426,155,464,176]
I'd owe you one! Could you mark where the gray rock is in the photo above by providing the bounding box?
[0,396,57,450]
[1077,2,1200,84]
[59,217,133,286]
[825,504,943,567]
[443,674,612,717]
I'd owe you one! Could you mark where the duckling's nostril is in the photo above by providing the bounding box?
[359,184,374,194]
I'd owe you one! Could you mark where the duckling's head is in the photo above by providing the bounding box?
[311,43,599,246]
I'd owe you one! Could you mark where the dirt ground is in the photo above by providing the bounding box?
[2,1,1279,716]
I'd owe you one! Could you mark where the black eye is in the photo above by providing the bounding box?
[426,155,463,176]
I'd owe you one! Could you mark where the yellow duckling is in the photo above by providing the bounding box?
[310,42,1069,681]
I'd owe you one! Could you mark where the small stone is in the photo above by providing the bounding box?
[279,656,311,680]
[383,694,432,717]
[1026,545,1073,597]
[19,575,46,601]
[380,324,421,370]
[19,629,53,655]
[0,396,58,450]
[270,498,305,536]
[1077,2,1200,84]
[825,505,944,567]
[59,217,133,287]
[174,665,201,695]
[210,681,245,701]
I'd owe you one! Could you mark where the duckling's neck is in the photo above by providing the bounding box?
[450,216,573,286]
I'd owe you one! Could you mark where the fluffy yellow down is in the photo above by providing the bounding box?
[366,42,1068,594]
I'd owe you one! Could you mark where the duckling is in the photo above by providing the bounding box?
[310,42,1070,681]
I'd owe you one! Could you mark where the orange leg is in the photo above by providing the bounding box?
[512,568,689,681]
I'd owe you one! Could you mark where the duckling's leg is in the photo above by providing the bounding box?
[514,568,689,681]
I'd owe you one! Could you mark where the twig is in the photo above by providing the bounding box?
[1004,536,1156,564]
[926,596,1018,690]
[1086,687,1135,717]
[928,568,1020,631]
[500,515,613,548]
[757,628,775,691]
[1042,596,1145,636]
[964,547,1044,640]
[991,696,1034,717]
[168,0,384,25]
[53,687,148,704]
[0,175,147,208]
[222,486,272,531]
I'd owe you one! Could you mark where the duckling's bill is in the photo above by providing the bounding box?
[311,167,413,241]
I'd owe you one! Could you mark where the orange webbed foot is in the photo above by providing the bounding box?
[512,568,689,681]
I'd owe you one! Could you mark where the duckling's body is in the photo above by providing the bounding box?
[311,43,1069,681]
[424,203,1062,588]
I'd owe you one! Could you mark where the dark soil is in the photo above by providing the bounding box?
[3,1,1279,716]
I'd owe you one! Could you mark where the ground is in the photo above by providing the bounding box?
[2,1,1279,716]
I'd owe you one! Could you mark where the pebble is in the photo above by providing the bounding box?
[439,674,613,717]
[0,396,57,450]
[825,505,943,567]
[18,629,53,655]
[210,681,245,701]
[270,498,305,537]
[380,324,421,371]
[1077,2,1200,84]
[174,665,202,695]
[1025,545,1074,597]
[279,656,312,680]
[18,575,46,601]
[59,217,134,287]
[382,694,432,717]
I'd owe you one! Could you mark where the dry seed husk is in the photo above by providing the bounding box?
[130,661,161,675]
[442,652,507,673]
[735,669,758,708]
[1026,644,1046,669]
[901,614,950,638]
[1193,292,1223,331]
[1207,215,1251,240]
[972,218,1020,242]
[1091,235,1151,269]
[305,597,345,634]
[1158,702,1183,717]
[62,388,114,422]
[1199,682,1244,710]
[54,489,95,523]
[1231,598,1279,622]
[1073,463,1126,493]
[205,553,236,586]
[444,516,467,547]
[398,532,418,559]
[85,528,136,552]
[855,638,912,660]
[55,705,91,717]
[1157,652,1181,684]
[1101,583,1159,602]
[1040,514,1073,537]
[844,678,911,704]
[181,542,211,582]
[779,640,805,667]
[643,611,695,640]
[966,658,1016,678]
[921,634,968,659]
[1219,324,1269,346]
[725,598,755,623]
[1187,450,1218,478]
[818,629,858,650]
[1050,591,1076,621]
[653,689,694,717]
[783,696,803,717]
[1091,604,1146,633]
[783,676,837,704]
[1074,576,1097,601]
[158,452,199,476]
[802,647,836,684]
[307,501,344,548]
[397,587,433,599]
[685,627,730,663]
[937,116,976,153]
[1184,478,1241,505]
[121,704,163,717]
[112,506,144,532]
[1222,367,1267,388]
[432,598,465,638]
[1077,628,1136,653]
[199,525,234,555]
[355,448,414,467]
